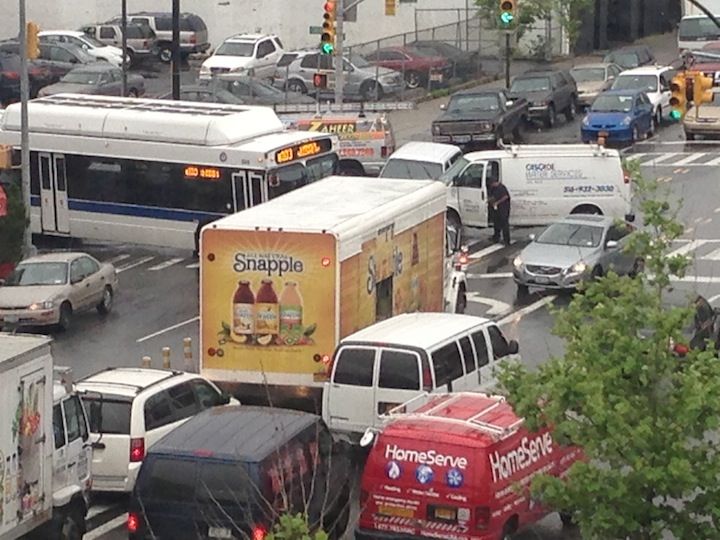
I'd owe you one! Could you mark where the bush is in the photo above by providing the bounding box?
[0,177,27,264]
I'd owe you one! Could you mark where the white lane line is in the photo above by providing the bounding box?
[705,156,720,166]
[136,316,199,343]
[468,243,505,260]
[466,293,512,315]
[498,295,557,326]
[670,275,720,284]
[148,257,184,271]
[186,262,200,269]
[86,504,113,520]
[466,272,514,279]
[703,248,720,260]
[672,152,706,165]
[667,240,708,258]
[107,254,130,264]
[625,153,648,162]
[646,152,681,164]
[116,256,155,273]
[714,207,720,214]
[83,513,127,540]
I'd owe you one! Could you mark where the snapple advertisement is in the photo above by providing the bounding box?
[202,229,337,374]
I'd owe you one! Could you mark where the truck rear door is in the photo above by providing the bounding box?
[17,370,48,519]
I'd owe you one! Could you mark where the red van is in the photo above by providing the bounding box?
[356,392,581,540]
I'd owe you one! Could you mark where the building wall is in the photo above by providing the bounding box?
[0,0,472,52]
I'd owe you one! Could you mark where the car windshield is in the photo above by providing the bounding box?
[61,70,101,84]
[5,262,69,286]
[612,74,657,93]
[216,42,255,57]
[591,94,635,112]
[447,94,500,112]
[570,67,606,82]
[510,77,550,92]
[536,223,604,247]
[679,17,720,40]
[380,158,443,180]
[440,156,471,184]
[80,34,107,48]
[71,46,95,63]
[605,52,640,68]
[349,54,371,68]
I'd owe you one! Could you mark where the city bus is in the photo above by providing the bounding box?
[0,94,339,249]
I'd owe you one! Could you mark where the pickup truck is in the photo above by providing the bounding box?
[431,89,529,148]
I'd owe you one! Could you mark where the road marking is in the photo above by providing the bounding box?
[670,275,720,284]
[107,254,130,264]
[86,504,114,520]
[84,513,127,540]
[702,248,720,260]
[498,295,557,326]
[693,217,703,224]
[705,156,720,166]
[656,175,672,183]
[708,294,720,305]
[137,316,200,343]
[466,293,512,315]
[468,243,504,261]
[186,261,200,269]
[116,256,155,273]
[649,153,681,164]
[702,217,713,225]
[466,272,514,279]
[626,153,647,161]
[148,257,184,271]
[685,227,694,235]
[714,207,720,214]
[667,240,708,258]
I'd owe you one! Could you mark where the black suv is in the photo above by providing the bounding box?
[508,69,578,128]
[128,406,351,540]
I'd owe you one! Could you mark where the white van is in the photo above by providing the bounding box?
[322,312,519,440]
[678,14,720,52]
[442,144,633,230]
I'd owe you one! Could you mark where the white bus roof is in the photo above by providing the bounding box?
[465,143,620,161]
[1,94,285,146]
[341,313,492,350]
[206,176,447,260]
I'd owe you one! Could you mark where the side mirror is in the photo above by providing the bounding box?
[360,428,376,448]
[605,240,619,249]
[217,391,231,405]
[440,103,447,110]
[507,340,519,355]
[528,233,536,241]
[505,100,514,107]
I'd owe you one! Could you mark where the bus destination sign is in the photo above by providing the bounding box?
[274,138,333,165]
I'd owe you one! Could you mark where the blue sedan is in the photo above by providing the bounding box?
[581,88,654,145]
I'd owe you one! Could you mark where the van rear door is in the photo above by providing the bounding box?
[84,394,132,491]
[324,346,377,435]
[374,348,423,423]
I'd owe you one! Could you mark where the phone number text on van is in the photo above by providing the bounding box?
[563,185,615,194]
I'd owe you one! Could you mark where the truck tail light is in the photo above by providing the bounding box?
[129,437,145,462]
[475,506,490,530]
[623,168,631,184]
[127,511,140,533]
[421,357,433,391]
[252,524,267,540]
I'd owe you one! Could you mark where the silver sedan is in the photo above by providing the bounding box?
[512,215,640,295]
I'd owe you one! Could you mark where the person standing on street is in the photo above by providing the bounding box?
[488,177,511,245]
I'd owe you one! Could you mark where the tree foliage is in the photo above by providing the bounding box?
[266,513,328,540]
[499,161,720,539]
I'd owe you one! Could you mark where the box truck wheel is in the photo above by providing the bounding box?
[446,209,461,232]
[54,507,83,540]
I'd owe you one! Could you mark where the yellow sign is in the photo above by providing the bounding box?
[385,0,396,16]
[274,138,333,164]
[201,230,337,374]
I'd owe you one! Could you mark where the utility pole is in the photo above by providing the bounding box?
[18,0,33,257]
[171,0,180,99]
[504,31,511,89]
[334,3,345,105]
[121,0,128,96]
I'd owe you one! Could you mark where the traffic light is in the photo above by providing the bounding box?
[26,21,40,60]
[313,72,328,88]
[499,0,516,25]
[669,74,687,121]
[320,1,336,55]
[693,72,714,117]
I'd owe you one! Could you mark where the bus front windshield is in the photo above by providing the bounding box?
[268,153,338,199]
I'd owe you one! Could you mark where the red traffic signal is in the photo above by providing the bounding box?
[313,73,328,88]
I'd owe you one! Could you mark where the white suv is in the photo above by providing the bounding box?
[200,33,284,80]
[77,367,236,492]
[610,65,676,127]
[39,30,126,66]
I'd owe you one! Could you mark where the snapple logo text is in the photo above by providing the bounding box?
[384,444,468,470]
[489,432,554,482]
[233,252,304,277]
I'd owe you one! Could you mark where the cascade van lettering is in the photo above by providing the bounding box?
[233,252,304,277]
[488,432,554,482]
[384,444,468,470]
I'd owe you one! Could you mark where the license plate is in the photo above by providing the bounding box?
[535,276,550,284]
[378,505,414,518]
[3,315,18,323]
[599,131,609,137]
[434,508,457,521]
[430,72,443,82]
[208,527,232,539]
[454,135,471,143]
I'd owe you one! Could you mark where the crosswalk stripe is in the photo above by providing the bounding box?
[107,254,130,264]
[186,262,200,269]
[148,257,184,271]
[116,256,155,273]
[702,247,720,261]
[671,152,706,165]
[84,513,127,540]
[648,152,681,164]
[668,240,708,258]
[625,153,647,161]
[705,156,720,166]
[86,503,114,520]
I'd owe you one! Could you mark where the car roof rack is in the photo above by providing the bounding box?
[274,101,415,117]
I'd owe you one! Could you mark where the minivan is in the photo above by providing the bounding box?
[322,313,519,440]
[128,406,352,540]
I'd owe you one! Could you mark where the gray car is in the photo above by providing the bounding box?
[570,62,623,109]
[80,22,157,65]
[37,63,145,97]
[274,50,404,101]
[512,215,640,295]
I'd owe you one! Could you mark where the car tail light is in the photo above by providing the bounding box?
[127,511,140,533]
[252,524,267,540]
[129,437,145,462]
[190,35,197,44]
[1,71,20,80]
[422,366,433,391]
[475,506,490,530]
[674,343,689,357]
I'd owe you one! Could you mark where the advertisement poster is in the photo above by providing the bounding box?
[202,230,337,375]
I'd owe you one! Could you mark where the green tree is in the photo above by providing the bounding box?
[0,177,27,265]
[499,161,720,539]
[266,513,328,540]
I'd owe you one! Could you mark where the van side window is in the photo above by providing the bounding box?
[379,350,420,390]
[167,382,200,421]
[459,336,476,373]
[333,348,375,386]
[53,404,66,449]
[486,161,500,184]
[456,163,484,188]
[431,342,464,386]
[144,391,174,430]
[471,330,490,367]
[63,395,87,443]
[487,326,510,358]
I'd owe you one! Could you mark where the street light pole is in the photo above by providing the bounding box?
[334,1,345,105]
[18,0,34,257]
[121,0,128,96]
[171,0,180,100]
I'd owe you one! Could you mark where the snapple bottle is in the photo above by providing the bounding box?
[232,280,255,342]
[279,281,303,345]
[255,279,279,345]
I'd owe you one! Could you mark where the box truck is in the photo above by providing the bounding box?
[200,176,466,407]
[0,333,91,540]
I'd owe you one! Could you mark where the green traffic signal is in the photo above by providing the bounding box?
[500,11,514,25]
[321,42,334,55]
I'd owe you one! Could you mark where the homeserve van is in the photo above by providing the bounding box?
[441,143,633,230]
[356,392,583,540]
[322,313,519,440]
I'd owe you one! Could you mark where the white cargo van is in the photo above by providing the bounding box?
[442,143,633,230]
[322,312,519,440]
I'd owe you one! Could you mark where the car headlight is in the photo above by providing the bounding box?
[622,116,632,125]
[28,300,55,310]
[582,115,590,126]
[513,256,524,269]
[565,262,587,275]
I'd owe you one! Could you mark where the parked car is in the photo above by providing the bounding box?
[570,62,623,109]
[39,30,125,66]
[37,63,145,97]
[364,45,451,89]
[127,406,351,539]
[684,88,720,140]
[408,39,482,80]
[77,367,236,492]
[512,215,640,296]
[379,141,462,179]
[690,41,720,86]
[211,74,316,104]
[432,89,529,147]
[199,33,284,81]
[80,22,157,65]
[107,12,210,62]
[609,65,675,126]
[508,68,578,128]
[0,52,53,103]
[0,252,117,331]
[603,44,656,70]
[581,88,655,144]
[275,50,404,100]
[0,41,97,84]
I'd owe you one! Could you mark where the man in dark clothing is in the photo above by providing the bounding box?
[488,179,511,245]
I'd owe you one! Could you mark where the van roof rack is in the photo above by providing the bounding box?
[273,101,415,116]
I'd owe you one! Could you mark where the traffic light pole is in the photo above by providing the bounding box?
[18,0,34,257]
[121,0,128,96]
[504,31,511,89]
[334,6,345,105]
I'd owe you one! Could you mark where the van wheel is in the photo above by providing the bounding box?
[158,45,172,63]
[517,283,529,298]
[654,107,662,128]
[591,265,604,280]
[565,97,577,121]
[544,104,556,128]
[500,520,517,540]
[97,286,114,315]
[446,210,462,233]
[570,204,602,215]
[455,285,467,313]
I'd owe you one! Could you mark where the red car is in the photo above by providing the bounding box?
[364,46,451,89]
[689,41,720,86]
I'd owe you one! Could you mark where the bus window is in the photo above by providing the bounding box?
[306,153,339,181]
[268,164,306,200]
